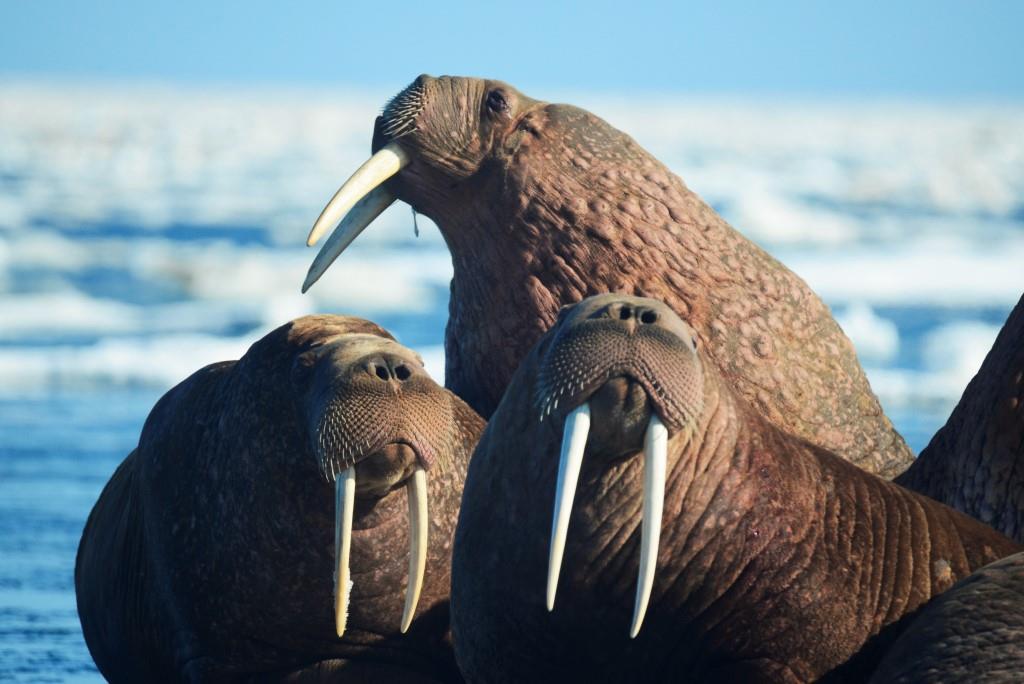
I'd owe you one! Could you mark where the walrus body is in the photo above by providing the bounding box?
[304,74,912,478]
[869,551,1024,683]
[450,295,1020,683]
[76,315,484,682]
[896,294,1024,542]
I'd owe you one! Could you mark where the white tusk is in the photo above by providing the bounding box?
[302,186,396,293]
[334,466,356,638]
[307,143,410,246]
[400,467,428,633]
[546,402,591,612]
[629,415,667,638]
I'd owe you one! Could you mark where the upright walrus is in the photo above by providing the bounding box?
[302,75,912,478]
[451,294,1020,683]
[76,315,484,682]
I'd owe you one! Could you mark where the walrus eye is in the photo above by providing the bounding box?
[486,89,509,115]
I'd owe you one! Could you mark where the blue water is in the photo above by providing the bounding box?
[0,391,158,682]
[1,85,1022,680]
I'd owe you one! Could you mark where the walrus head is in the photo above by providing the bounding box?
[302,74,615,291]
[288,324,459,639]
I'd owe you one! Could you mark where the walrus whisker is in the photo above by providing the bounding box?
[381,81,424,139]
[306,142,410,247]
[546,402,591,611]
[334,466,356,638]
[401,467,428,633]
[303,186,396,293]
[630,414,667,638]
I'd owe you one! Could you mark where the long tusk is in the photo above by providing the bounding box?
[307,143,410,247]
[629,415,667,638]
[400,467,428,633]
[334,467,356,638]
[302,186,396,293]
[546,402,591,611]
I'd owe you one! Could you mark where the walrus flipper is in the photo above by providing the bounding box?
[897,293,1024,542]
[75,450,173,682]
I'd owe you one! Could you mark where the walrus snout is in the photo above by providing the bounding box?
[377,74,430,143]
[536,293,703,433]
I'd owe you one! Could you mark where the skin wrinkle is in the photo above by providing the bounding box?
[691,501,787,652]
[582,513,642,608]
[451,296,1022,683]
[76,316,484,682]
[367,75,912,479]
[850,473,876,630]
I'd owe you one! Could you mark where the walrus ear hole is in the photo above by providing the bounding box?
[486,89,509,116]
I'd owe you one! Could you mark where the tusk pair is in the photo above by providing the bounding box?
[303,143,410,292]
[333,464,429,638]
[546,403,668,639]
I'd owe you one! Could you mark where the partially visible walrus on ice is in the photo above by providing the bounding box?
[75,315,483,682]
[301,74,912,479]
[450,294,1020,683]
[896,293,1024,543]
[869,550,1024,684]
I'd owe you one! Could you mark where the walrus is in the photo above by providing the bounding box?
[450,294,1020,683]
[869,551,1024,683]
[895,293,1024,543]
[301,74,912,479]
[75,315,484,682]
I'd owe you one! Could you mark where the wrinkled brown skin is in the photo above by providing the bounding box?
[450,295,1020,684]
[75,315,484,683]
[869,551,1024,683]
[372,74,912,478]
[896,294,1024,543]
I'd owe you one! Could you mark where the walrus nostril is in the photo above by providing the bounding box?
[619,306,632,321]
[640,310,658,325]
[373,364,390,381]
[395,364,411,381]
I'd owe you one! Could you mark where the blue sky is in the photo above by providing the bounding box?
[2,1,1022,98]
